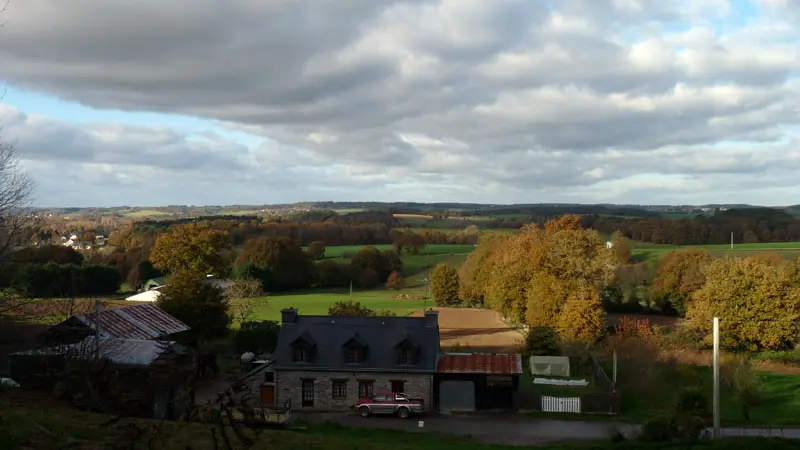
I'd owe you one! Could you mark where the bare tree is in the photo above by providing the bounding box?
[0,139,37,263]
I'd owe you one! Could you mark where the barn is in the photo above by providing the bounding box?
[434,353,522,412]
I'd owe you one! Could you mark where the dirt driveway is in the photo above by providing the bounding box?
[302,412,634,446]
[410,308,524,351]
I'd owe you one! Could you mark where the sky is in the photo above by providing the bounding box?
[0,0,799,208]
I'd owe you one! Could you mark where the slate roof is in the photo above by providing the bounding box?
[73,304,189,340]
[273,310,440,373]
[436,353,523,375]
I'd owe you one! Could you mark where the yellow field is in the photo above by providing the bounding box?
[393,213,434,219]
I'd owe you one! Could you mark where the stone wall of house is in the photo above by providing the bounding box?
[276,370,433,411]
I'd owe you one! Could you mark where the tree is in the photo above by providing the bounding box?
[0,140,37,264]
[313,260,352,288]
[523,327,561,359]
[149,223,231,278]
[722,355,764,422]
[544,214,583,233]
[11,245,83,265]
[233,320,280,354]
[556,287,607,342]
[482,221,615,325]
[356,268,379,288]
[610,230,632,265]
[328,300,375,316]
[687,256,800,351]
[385,270,405,290]
[430,263,460,306]
[459,232,509,306]
[224,278,263,326]
[157,272,230,341]
[307,240,326,261]
[350,246,399,281]
[237,236,313,290]
[652,249,712,316]
[224,277,264,301]
[125,259,162,291]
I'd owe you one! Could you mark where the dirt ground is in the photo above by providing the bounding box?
[411,308,523,352]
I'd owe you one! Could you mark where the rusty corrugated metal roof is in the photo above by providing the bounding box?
[75,304,189,340]
[436,353,523,374]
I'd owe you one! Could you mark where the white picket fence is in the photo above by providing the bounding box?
[541,396,581,413]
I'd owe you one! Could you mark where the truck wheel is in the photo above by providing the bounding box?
[396,407,409,419]
[359,406,371,418]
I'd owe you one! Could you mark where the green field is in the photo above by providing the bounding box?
[323,244,474,258]
[629,241,800,262]
[123,209,171,218]
[617,365,800,427]
[248,290,429,322]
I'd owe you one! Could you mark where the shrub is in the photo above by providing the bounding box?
[640,416,676,442]
[157,272,230,341]
[675,387,709,417]
[523,327,560,359]
[328,300,375,316]
[385,271,405,290]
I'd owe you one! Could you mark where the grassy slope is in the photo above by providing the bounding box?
[3,398,798,450]
[618,366,800,427]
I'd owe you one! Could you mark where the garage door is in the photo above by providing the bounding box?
[438,380,476,412]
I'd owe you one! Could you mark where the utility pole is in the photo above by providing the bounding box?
[730,232,733,250]
[612,350,618,384]
[713,317,721,439]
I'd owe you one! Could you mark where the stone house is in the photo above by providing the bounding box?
[272,308,440,411]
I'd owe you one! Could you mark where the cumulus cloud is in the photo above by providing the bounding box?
[0,0,798,206]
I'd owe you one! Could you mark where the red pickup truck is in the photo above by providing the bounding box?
[353,392,425,419]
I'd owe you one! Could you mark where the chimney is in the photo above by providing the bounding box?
[281,308,298,324]
[423,309,439,328]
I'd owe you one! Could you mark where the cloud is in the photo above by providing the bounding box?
[0,0,798,206]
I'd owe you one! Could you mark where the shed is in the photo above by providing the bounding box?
[434,353,522,412]
[9,336,197,420]
[143,277,167,291]
[42,303,190,346]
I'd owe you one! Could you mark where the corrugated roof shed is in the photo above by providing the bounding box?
[75,304,189,340]
[13,336,183,366]
[436,353,523,375]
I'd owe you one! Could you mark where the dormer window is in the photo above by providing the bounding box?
[395,335,419,365]
[293,345,310,362]
[291,332,316,363]
[345,346,362,363]
[342,333,368,364]
[398,347,412,364]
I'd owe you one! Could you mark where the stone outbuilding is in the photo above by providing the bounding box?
[272,308,441,411]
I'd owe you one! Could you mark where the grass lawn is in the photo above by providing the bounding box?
[3,397,798,450]
[617,364,800,427]
[248,289,429,322]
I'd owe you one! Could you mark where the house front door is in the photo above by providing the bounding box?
[260,384,275,405]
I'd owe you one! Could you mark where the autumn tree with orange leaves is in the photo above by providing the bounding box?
[652,249,712,316]
[687,256,800,351]
[150,223,232,278]
[476,216,615,341]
